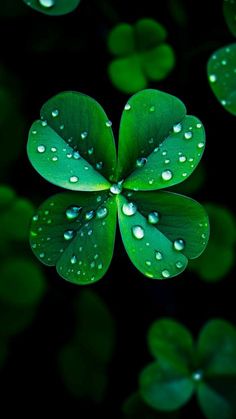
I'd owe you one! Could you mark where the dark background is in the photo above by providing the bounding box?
[0,0,235,417]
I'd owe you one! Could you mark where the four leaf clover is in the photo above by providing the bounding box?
[108,19,175,94]
[27,89,209,285]
[139,318,236,419]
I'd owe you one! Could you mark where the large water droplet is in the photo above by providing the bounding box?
[179,155,187,163]
[148,211,160,224]
[124,103,131,110]
[96,207,108,219]
[132,225,144,239]
[136,157,147,168]
[122,202,137,216]
[85,210,95,220]
[161,170,173,181]
[39,0,55,7]
[155,251,163,260]
[69,176,79,183]
[71,255,77,264]
[66,206,81,220]
[162,269,170,278]
[173,239,185,251]
[64,230,74,240]
[106,120,112,127]
[52,109,59,117]
[184,131,193,139]
[37,145,46,153]
[110,182,123,194]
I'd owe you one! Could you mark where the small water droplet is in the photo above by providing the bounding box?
[106,120,112,127]
[132,225,144,239]
[209,74,217,83]
[90,261,95,268]
[41,120,47,127]
[164,159,170,164]
[73,151,80,159]
[201,233,206,239]
[192,370,203,382]
[145,260,152,266]
[173,239,185,251]
[94,254,99,260]
[88,147,94,155]
[96,207,108,219]
[33,215,39,221]
[52,156,58,161]
[66,206,81,220]
[221,99,227,106]
[173,123,182,133]
[39,252,45,258]
[37,145,46,153]
[98,263,103,270]
[155,251,163,260]
[67,153,72,158]
[96,195,102,202]
[184,131,193,139]
[51,147,57,152]
[136,157,147,168]
[122,202,137,216]
[71,255,77,264]
[182,172,187,177]
[69,176,79,183]
[32,243,37,249]
[64,230,74,240]
[196,123,202,128]
[162,151,167,156]
[38,0,55,7]
[81,131,88,139]
[148,211,160,224]
[85,210,95,220]
[124,103,131,110]
[96,161,103,170]
[149,106,155,112]
[176,261,183,269]
[148,179,154,185]
[221,59,227,66]
[162,269,170,278]
[179,155,187,163]
[60,124,64,130]
[161,170,173,181]
[32,130,37,135]
[198,142,204,149]
[149,137,154,144]
[52,109,59,117]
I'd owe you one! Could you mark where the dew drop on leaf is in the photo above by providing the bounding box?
[96,207,108,219]
[148,211,160,224]
[69,176,79,183]
[52,109,59,117]
[184,131,193,139]
[132,225,145,239]
[136,157,147,168]
[155,251,163,260]
[81,131,88,139]
[161,169,173,181]
[38,0,55,7]
[85,210,95,220]
[65,206,81,220]
[173,123,182,133]
[173,239,185,251]
[63,230,75,240]
[124,103,131,110]
[70,255,77,264]
[37,145,46,153]
[179,155,187,163]
[162,269,170,278]
[122,202,137,216]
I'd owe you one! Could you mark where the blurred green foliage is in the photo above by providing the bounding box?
[139,318,236,419]
[107,19,175,94]
[189,203,236,281]
[123,392,180,418]
[58,290,115,401]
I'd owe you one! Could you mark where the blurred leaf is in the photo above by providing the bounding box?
[27,92,116,191]
[189,204,236,281]
[0,301,36,338]
[123,392,180,418]
[0,198,34,242]
[0,185,16,210]
[23,0,80,16]
[30,192,117,284]
[207,43,236,115]
[0,258,46,306]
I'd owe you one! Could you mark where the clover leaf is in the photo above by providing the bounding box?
[189,203,236,281]
[27,89,209,284]
[107,19,175,94]
[139,318,236,419]
[58,290,115,401]
[23,0,80,16]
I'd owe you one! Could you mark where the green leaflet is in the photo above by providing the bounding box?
[30,191,117,284]
[223,0,236,37]
[23,0,80,16]
[27,92,116,191]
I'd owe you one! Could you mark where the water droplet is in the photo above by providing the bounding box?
[106,120,112,127]
[94,254,99,260]
[145,260,152,266]
[60,124,64,130]
[88,229,93,236]
[221,59,227,66]
[33,215,39,221]
[51,147,57,152]
[96,207,108,219]
[149,138,154,144]
[96,195,102,203]
[122,202,137,216]
[176,261,183,269]
[96,161,103,170]
[39,252,45,258]
[196,123,202,128]
[192,370,203,382]
[66,206,81,220]
[124,103,131,110]
[209,74,217,83]
[64,230,74,240]
[32,243,37,249]
[98,263,103,270]
[179,155,187,163]
[71,255,77,264]
[162,269,170,278]
[90,261,95,268]
[41,120,47,127]
[88,147,94,155]
[85,210,95,220]
[173,239,185,251]
[184,131,193,139]
[201,233,206,239]
[198,142,204,149]
[110,182,123,194]
[155,251,163,260]
[173,123,182,133]
[132,225,144,239]
[38,0,55,7]
[73,151,80,159]
[162,151,167,156]
[221,99,227,106]
[69,176,79,183]
[136,157,147,168]
[81,131,88,139]
[161,170,173,181]
[32,130,37,135]
[52,156,58,161]
[148,211,160,224]
[52,109,59,117]
[67,153,72,159]
[149,105,155,112]
[37,145,46,153]
[164,159,170,164]
[182,172,187,177]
